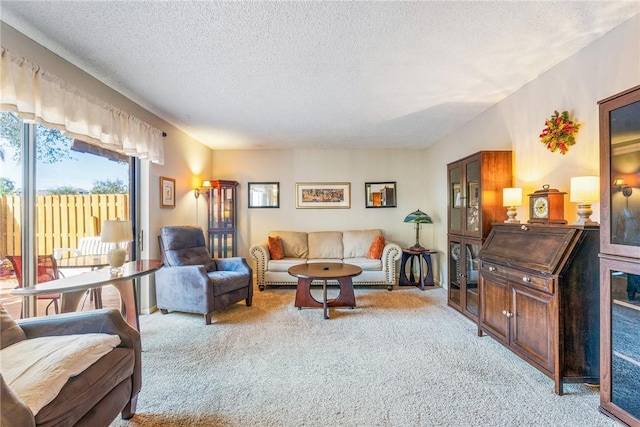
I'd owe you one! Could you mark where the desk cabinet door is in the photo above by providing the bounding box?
[511,283,554,373]
[479,272,509,345]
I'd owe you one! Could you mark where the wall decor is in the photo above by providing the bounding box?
[160,176,176,208]
[296,182,350,209]
[365,182,396,208]
[539,110,581,155]
[248,182,280,208]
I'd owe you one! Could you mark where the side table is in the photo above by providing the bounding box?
[399,248,436,290]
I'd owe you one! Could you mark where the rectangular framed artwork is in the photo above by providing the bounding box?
[365,182,397,208]
[160,176,176,208]
[296,182,351,209]
[248,182,280,208]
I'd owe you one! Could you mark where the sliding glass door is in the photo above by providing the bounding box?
[0,112,137,317]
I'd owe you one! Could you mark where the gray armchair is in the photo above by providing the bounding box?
[1,308,141,427]
[156,226,253,325]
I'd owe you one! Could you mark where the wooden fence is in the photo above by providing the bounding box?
[0,194,129,258]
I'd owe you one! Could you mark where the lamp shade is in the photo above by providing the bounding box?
[101,220,133,243]
[403,209,432,224]
[570,176,600,203]
[502,188,522,207]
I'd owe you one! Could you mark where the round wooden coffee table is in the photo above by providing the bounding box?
[288,262,362,319]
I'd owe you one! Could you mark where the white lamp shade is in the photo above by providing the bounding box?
[101,220,133,243]
[570,176,600,203]
[502,188,522,207]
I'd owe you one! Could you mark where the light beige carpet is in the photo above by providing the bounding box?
[111,285,616,427]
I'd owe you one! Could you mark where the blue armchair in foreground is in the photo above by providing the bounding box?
[156,226,253,325]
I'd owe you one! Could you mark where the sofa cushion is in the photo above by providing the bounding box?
[267,258,307,272]
[269,231,309,258]
[366,236,386,259]
[343,229,382,258]
[1,333,121,415]
[344,257,383,271]
[268,236,284,260]
[307,258,343,264]
[308,231,344,259]
[0,304,26,350]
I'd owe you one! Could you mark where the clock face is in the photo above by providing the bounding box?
[533,197,549,218]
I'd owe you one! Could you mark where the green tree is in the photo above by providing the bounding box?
[0,177,17,196]
[91,179,128,194]
[48,186,83,195]
[0,112,75,164]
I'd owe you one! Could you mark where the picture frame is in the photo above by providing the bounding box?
[468,181,479,207]
[296,182,350,209]
[452,183,462,208]
[160,176,176,208]
[248,182,280,208]
[365,182,397,208]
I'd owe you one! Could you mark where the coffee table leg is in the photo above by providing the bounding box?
[323,280,329,319]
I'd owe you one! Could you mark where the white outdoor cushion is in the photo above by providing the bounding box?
[1,333,120,415]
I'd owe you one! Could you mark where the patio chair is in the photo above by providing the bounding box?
[6,255,61,316]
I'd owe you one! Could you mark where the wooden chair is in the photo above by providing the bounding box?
[7,255,61,316]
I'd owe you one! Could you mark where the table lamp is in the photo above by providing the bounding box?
[503,187,522,223]
[101,219,133,275]
[404,209,432,251]
[570,176,599,226]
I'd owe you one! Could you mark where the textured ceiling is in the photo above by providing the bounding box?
[1,1,639,150]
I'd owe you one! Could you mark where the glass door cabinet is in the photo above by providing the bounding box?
[207,180,238,258]
[598,85,640,426]
[447,151,512,322]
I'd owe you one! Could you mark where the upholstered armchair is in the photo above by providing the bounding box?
[156,226,253,325]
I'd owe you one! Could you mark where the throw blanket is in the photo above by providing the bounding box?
[1,333,120,415]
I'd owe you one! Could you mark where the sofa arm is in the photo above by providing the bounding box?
[381,242,402,285]
[1,375,35,427]
[249,242,270,290]
[17,309,142,407]
[215,257,252,275]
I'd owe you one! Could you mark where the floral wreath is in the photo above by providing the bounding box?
[539,110,581,155]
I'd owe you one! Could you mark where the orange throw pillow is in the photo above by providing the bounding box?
[268,236,284,260]
[366,236,385,259]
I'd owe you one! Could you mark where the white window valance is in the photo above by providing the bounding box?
[0,47,164,164]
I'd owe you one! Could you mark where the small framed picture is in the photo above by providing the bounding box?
[452,183,462,208]
[248,182,280,208]
[160,176,176,208]
[296,182,351,209]
[365,182,397,208]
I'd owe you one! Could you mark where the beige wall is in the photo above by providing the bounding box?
[211,148,432,255]
[424,14,640,285]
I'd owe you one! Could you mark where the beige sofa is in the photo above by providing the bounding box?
[249,229,401,291]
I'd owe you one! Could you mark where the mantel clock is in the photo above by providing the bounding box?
[527,185,567,224]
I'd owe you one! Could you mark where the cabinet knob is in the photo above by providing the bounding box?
[502,310,507,316]
[522,276,531,283]
[520,225,528,231]
[506,311,514,318]
[489,266,497,272]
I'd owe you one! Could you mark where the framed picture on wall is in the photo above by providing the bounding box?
[365,182,397,208]
[248,182,280,208]
[295,182,351,209]
[160,176,175,208]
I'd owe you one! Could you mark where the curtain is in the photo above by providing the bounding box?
[0,47,164,164]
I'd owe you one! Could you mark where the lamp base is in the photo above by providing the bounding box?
[408,244,427,252]
[573,203,598,227]
[504,206,520,223]
[107,247,126,276]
